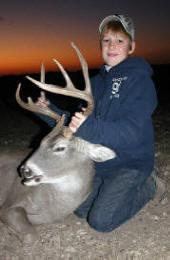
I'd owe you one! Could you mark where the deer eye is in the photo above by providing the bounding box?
[54,147,65,152]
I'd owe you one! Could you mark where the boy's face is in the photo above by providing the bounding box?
[101,30,135,67]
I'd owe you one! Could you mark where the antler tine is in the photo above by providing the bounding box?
[71,42,90,93]
[70,42,94,117]
[16,83,61,122]
[41,62,45,83]
[53,58,74,89]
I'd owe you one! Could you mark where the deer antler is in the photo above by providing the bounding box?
[16,43,94,139]
[16,64,62,122]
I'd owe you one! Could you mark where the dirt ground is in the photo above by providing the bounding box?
[0,100,170,260]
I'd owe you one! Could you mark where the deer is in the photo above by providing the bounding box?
[0,43,116,243]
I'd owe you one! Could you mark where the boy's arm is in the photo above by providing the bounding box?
[35,103,70,127]
[34,91,70,127]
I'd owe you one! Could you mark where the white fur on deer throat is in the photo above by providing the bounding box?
[53,174,84,192]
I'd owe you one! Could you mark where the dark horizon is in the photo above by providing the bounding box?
[1,64,170,107]
[0,62,170,79]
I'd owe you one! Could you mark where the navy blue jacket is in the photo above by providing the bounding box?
[38,57,157,177]
[74,57,158,177]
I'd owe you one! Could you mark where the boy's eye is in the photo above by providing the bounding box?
[118,39,123,43]
[102,39,109,43]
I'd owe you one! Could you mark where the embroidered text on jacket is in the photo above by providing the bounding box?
[110,76,128,99]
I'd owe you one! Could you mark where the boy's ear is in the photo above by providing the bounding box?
[128,41,136,55]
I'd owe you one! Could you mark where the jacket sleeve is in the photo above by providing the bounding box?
[35,103,70,127]
[74,74,158,150]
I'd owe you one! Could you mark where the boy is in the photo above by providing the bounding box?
[37,14,166,232]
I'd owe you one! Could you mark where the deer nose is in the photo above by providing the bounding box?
[20,165,33,179]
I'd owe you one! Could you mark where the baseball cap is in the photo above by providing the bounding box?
[99,14,135,40]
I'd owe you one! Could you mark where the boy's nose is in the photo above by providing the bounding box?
[109,42,116,48]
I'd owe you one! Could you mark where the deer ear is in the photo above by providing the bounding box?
[87,144,116,162]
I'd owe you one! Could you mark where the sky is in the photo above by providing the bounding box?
[0,0,170,76]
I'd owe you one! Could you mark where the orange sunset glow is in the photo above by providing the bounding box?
[0,1,170,76]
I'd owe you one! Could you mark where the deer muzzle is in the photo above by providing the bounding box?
[19,165,43,185]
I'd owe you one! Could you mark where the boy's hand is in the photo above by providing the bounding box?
[69,108,87,133]
[36,91,50,107]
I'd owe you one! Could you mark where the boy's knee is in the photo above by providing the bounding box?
[87,210,115,232]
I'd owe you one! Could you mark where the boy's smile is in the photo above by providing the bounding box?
[101,30,135,67]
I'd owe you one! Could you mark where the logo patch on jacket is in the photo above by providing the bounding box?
[110,77,127,99]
